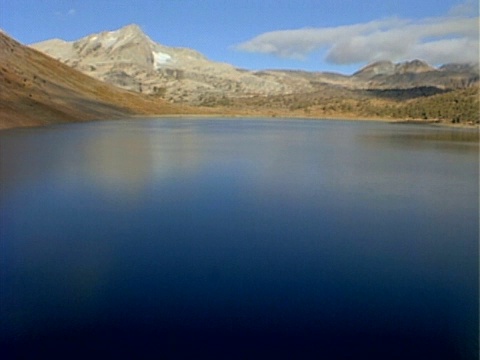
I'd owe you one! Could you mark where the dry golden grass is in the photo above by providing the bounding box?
[0,32,206,130]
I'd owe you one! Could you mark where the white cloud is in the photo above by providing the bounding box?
[412,38,479,64]
[55,8,76,18]
[235,4,479,65]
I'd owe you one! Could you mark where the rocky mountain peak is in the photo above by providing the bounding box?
[353,61,396,78]
[353,59,436,79]
[118,24,144,36]
[74,24,152,56]
[394,59,434,74]
[104,23,148,39]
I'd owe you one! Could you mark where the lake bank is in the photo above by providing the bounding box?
[3,108,479,131]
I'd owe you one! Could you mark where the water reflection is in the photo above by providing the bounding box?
[361,125,479,153]
[83,130,153,198]
[1,119,478,359]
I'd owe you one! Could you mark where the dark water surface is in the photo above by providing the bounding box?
[1,119,478,358]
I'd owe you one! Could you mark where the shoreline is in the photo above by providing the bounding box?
[135,113,480,129]
[1,112,479,132]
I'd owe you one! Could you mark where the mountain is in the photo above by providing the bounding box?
[31,24,479,106]
[439,63,479,73]
[353,60,435,79]
[30,24,358,103]
[32,24,302,104]
[352,59,479,89]
[0,31,190,130]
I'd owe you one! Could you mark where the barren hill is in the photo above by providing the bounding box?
[0,31,188,130]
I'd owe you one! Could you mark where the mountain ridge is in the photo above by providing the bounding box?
[31,24,479,104]
[32,24,289,103]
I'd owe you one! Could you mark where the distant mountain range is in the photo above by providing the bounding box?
[31,24,479,105]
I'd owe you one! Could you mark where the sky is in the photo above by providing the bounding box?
[1,0,478,74]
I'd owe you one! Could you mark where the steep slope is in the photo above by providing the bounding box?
[0,31,185,130]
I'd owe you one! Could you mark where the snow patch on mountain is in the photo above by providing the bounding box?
[153,51,172,68]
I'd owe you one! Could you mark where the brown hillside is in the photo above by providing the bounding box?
[0,32,191,130]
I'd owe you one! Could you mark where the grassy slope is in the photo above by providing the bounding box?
[0,32,201,130]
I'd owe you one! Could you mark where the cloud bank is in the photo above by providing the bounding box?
[235,6,479,65]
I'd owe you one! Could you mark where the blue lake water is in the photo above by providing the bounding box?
[1,118,478,358]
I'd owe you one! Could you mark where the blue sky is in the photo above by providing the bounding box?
[1,0,478,74]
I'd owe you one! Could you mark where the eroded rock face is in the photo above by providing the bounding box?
[31,24,479,104]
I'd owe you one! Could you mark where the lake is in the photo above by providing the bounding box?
[1,118,478,359]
